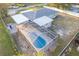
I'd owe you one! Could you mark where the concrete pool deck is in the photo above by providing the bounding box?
[16,23,56,52]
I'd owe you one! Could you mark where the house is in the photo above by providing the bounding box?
[70,4,79,13]
[11,7,58,55]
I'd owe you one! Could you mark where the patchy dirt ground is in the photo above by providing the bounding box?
[52,13,79,55]
[53,13,79,42]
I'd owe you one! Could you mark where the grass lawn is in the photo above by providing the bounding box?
[52,37,66,56]
[68,47,79,56]
[3,17,15,24]
[0,21,14,55]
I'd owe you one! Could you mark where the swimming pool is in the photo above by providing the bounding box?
[33,36,46,48]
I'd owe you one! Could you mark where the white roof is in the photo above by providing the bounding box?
[33,16,53,26]
[11,14,29,24]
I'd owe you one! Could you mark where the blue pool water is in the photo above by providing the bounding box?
[33,36,46,48]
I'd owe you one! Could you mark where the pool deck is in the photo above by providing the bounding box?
[16,23,55,52]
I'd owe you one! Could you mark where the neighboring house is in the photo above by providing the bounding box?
[11,7,58,55]
[70,5,79,13]
[8,9,19,15]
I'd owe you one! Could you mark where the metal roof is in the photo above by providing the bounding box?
[33,16,53,26]
[23,11,36,20]
[11,14,29,24]
[36,8,58,18]
[22,8,58,21]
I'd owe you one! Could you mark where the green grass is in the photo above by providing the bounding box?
[52,36,79,56]
[0,22,14,55]
[3,17,15,24]
[67,44,79,56]
[16,6,43,14]
[16,4,24,7]
[68,49,79,56]
[16,11,21,14]
[68,48,79,56]
[52,37,66,56]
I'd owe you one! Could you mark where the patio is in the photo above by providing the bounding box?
[16,23,56,52]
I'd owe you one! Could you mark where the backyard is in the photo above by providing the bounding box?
[51,13,79,55]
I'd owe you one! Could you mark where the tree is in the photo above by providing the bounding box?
[0,4,10,19]
[35,52,45,56]
[47,3,72,10]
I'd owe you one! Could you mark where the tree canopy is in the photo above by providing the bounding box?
[0,4,10,19]
[47,3,72,10]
